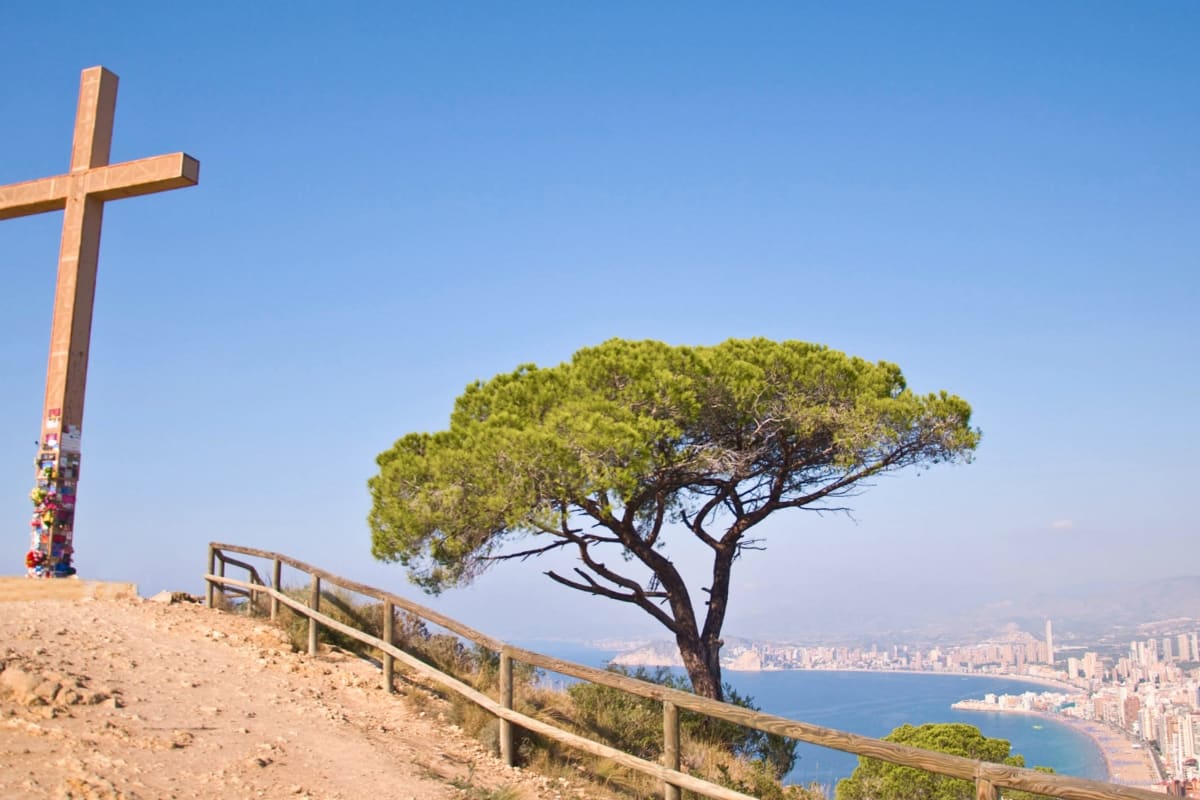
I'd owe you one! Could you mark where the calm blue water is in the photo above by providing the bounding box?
[520,643,1108,790]
[730,670,1107,789]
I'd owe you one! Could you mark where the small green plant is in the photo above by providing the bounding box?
[716,758,824,800]
[484,787,523,800]
[567,666,671,759]
[568,665,798,781]
[272,586,386,654]
[837,723,1052,800]
[446,775,524,800]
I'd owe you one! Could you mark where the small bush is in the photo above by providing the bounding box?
[273,586,385,654]
[567,666,673,759]
[568,666,798,780]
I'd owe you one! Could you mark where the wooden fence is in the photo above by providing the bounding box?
[204,543,1164,800]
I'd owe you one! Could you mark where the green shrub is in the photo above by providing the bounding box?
[717,758,824,800]
[568,666,799,782]
[273,586,386,654]
[567,666,672,759]
[837,723,1052,800]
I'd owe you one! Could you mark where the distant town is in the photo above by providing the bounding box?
[610,619,1200,787]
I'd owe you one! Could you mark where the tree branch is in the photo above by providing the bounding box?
[485,538,571,562]
[577,495,703,643]
[687,485,730,550]
[777,445,914,511]
[544,569,680,633]
[643,491,668,548]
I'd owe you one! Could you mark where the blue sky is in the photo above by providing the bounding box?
[1,3,1195,640]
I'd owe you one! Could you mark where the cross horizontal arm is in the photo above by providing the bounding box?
[0,176,71,220]
[85,153,199,201]
[0,153,199,221]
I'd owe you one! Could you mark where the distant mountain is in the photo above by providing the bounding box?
[959,575,1200,641]
[610,640,683,668]
[726,575,1200,646]
[610,637,759,670]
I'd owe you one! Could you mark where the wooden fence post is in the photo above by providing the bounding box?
[249,570,260,613]
[383,600,395,693]
[976,777,997,800]
[205,544,216,607]
[499,649,514,767]
[663,700,681,800]
[270,558,281,621]
[308,574,321,656]
[215,552,226,608]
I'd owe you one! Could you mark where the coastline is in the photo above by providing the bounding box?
[953,704,1160,788]
[778,665,1079,693]
[609,659,1161,788]
[1056,716,1161,788]
[738,668,1157,787]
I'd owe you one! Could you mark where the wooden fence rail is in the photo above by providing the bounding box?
[204,543,1165,800]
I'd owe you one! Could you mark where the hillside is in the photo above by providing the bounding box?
[0,592,586,800]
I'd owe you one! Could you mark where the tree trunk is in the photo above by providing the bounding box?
[675,629,724,702]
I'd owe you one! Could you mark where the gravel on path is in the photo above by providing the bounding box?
[0,594,587,800]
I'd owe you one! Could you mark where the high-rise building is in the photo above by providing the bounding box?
[1123,694,1141,729]
[1178,633,1192,663]
[1045,620,1054,665]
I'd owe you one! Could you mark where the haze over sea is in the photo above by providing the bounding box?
[532,643,1107,790]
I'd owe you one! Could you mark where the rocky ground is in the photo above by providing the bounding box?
[0,592,590,800]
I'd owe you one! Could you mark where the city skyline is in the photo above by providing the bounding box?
[610,615,1200,784]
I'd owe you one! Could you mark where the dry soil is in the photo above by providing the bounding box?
[0,591,589,800]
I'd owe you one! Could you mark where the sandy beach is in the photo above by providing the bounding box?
[1058,716,1162,789]
[739,665,1164,789]
[925,671,1162,788]
[953,699,1162,788]
[943,673,1163,788]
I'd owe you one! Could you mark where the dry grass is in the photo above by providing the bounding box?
[256,588,824,800]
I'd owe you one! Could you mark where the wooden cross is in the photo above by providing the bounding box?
[0,66,199,576]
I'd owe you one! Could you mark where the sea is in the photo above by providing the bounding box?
[522,642,1108,792]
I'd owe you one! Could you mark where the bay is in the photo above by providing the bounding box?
[728,670,1107,791]
[520,643,1108,791]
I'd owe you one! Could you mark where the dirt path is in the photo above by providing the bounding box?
[0,593,586,800]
